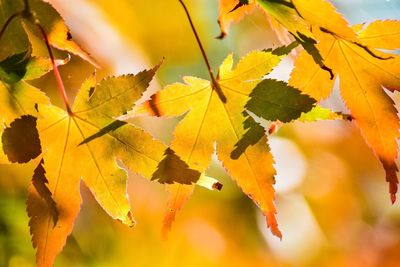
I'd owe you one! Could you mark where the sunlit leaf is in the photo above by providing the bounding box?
[290,22,400,203]
[137,48,297,238]
[25,64,200,267]
[298,106,348,122]
[246,79,315,123]
[217,0,256,39]
[358,20,400,50]
[0,57,51,163]
[0,0,97,66]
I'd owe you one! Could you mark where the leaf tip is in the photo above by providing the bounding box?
[266,211,282,239]
[216,31,227,40]
[384,162,398,205]
[161,209,175,239]
[127,211,136,228]
[391,193,396,204]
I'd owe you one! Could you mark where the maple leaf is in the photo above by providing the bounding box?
[234,103,349,159]
[217,0,256,39]
[289,20,400,203]
[218,0,400,203]
[290,0,356,41]
[245,79,315,123]
[217,0,311,41]
[217,0,293,45]
[0,0,97,66]
[232,79,318,157]
[217,0,336,73]
[2,63,201,267]
[136,49,303,238]
[219,0,351,44]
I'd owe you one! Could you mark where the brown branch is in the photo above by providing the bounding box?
[178,0,227,103]
[36,23,72,114]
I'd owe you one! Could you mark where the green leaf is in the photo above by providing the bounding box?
[0,50,66,84]
[0,50,30,83]
[246,79,316,123]
[0,0,29,60]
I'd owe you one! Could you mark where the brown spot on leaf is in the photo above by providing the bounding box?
[146,94,162,117]
[2,115,41,163]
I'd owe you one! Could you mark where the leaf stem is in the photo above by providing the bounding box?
[21,0,72,114]
[178,0,227,103]
[36,23,72,114]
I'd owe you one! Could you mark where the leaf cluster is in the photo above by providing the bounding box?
[0,0,399,266]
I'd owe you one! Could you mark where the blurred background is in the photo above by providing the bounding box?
[1,0,400,266]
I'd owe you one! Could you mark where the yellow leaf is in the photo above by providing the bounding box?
[358,20,400,50]
[217,0,293,45]
[25,0,99,67]
[257,0,313,41]
[0,0,98,66]
[265,15,293,45]
[289,32,338,101]
[28,65,195,266]
[138,50,285,238]
[0,53,66,163]
[0,80,49,163]
[292,0,356,40]
[162,184,194,238]
[217,0,256,39]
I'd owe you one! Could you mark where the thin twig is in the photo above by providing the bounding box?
[23,0,72,114]
[36,23,72,114]
[178,0,227,102]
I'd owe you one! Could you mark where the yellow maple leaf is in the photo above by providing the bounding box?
[217,0,293,45]
[291,0,356,41]
[137,50,287,238]
[217,0,257,39]
[0,0,97,66]
[23,64,201,267]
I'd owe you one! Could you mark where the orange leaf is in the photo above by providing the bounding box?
[217,0,256,39]
[290,22,400,202]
